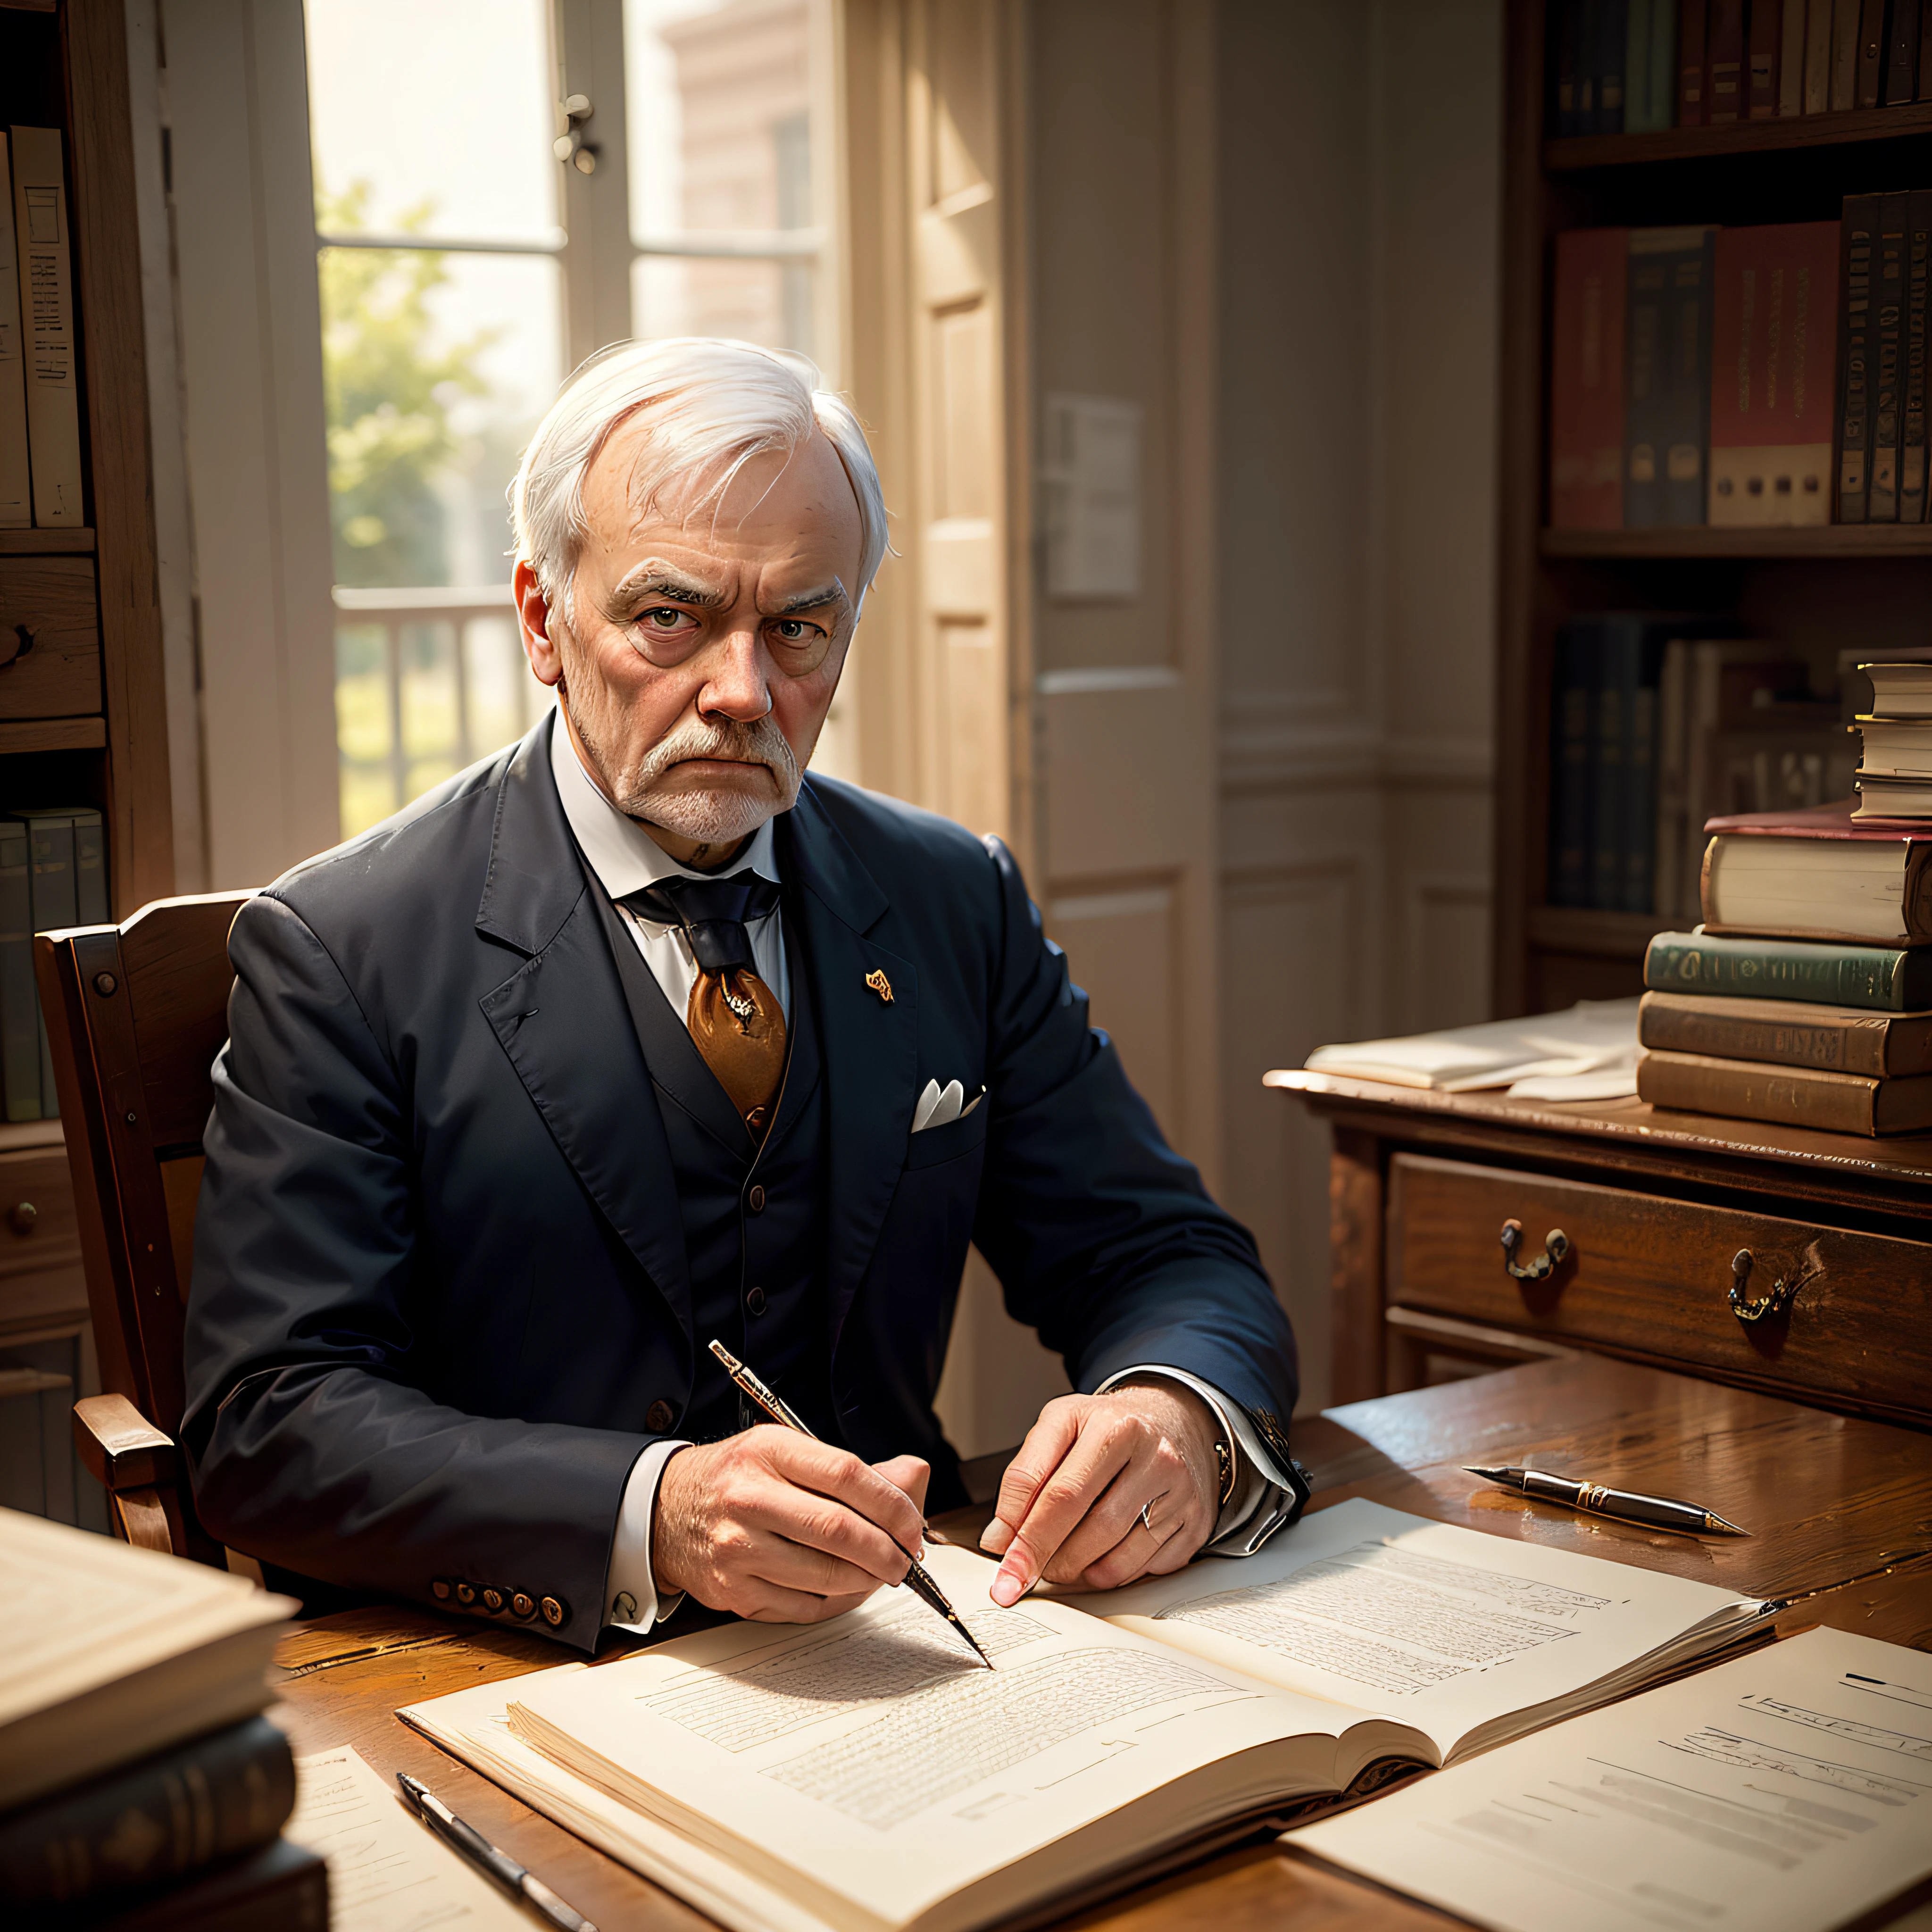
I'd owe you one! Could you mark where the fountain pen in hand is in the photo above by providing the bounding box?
[707,1339,995,1668]
[1466,1465,1748,1536]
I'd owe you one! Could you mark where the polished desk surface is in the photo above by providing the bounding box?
[269,1359,1932,1932]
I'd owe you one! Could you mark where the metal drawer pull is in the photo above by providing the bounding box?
[1500,1219,1569,1280]
[1729,1248,1817,1324]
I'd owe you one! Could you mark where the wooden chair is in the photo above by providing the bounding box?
[34,892,255,1566]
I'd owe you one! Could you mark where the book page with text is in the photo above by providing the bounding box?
[1091,1499,1762,1762]
[505,1544,1382,1932]
[1289,1624,1932,1932]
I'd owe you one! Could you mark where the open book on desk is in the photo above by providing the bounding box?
[401,1499,1778,1932]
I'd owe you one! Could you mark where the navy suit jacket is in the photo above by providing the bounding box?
[182,717,1299,1649]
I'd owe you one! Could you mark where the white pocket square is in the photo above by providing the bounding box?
[912,1077,984,1133]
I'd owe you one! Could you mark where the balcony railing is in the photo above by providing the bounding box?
[332,583,550,840]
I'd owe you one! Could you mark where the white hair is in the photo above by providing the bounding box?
[510,337,888,622]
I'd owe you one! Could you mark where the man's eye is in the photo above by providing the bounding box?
[773,619,818,641]
[641,606,691,630]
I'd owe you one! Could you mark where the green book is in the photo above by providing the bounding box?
[0,823,36,1122]
[1644,930,1932,1012]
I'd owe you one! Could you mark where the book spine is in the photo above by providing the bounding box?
[1650,227,1715,525]
[1599,0,1632,127]
[1887,0,1924,97]
[1651,0,1683,122]
[1592,625,1635,908]
[1872,192,1908,522]
[1905,190,1932,524]
[1638,994,1898,1073]
[0,1717,296,1910]
[1626,0,1657,128]
[23,812,76,1116]
[1625,654,1663,911]
[1680,0,1710,118]
[72,808,108,923]
[1550,228,1628,529]
[1856,0,1886,104]
[1805,0,1836,108]
[1637,1049,1882,1132]
[9,127,81,528]
[1643,930,1927,1008]
[1749,0,1783,113]
[1551,624,1598,908]
[1707,0,1747,115]
[95,1838,329,1932]
[1831,0,1863,104]
[1921,0,1932,94]
[1557,0,1586,133]
[1653,638,1690,919]
[1839,194,1878,522]
[0,134,28,529]
[0,822,35,1121]
[1779,0,1810,106]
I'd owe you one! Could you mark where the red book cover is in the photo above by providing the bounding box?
[1550,229,1628,530]
[1703,799,1932,840]
[1708,222,1840,525]
[1707,0,1748,118]
[1749,0,1783,115]
[1678,0,1710,122]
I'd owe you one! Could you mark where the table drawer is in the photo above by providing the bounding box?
[0,559,102,718]
[0,1148,81,1283]
[1386,1152,1932,1422]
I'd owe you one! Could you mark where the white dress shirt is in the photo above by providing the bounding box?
[549,724,1299,1637]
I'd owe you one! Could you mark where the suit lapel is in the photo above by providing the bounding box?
[476,719,692,1341]
[781,782,919,1352]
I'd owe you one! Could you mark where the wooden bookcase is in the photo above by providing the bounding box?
[0,0,173,1525]
[1495,0,1932,1017]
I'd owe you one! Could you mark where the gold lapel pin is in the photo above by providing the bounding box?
[865,968,893,1003]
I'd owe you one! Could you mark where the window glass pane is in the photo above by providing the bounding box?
[306,0,559,245]
[632,255,816,359]
[625,0,817,243]
[320,248,563,589]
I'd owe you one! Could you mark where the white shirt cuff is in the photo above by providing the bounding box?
[1095,1364,1300,1555]
[605,1438,690,1634]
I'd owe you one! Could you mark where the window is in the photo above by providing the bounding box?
[305,0,841,839]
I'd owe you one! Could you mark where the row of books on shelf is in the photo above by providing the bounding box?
[2,807,107,1124]
[1551,196,1929,529]
[0,125,82,529]
[1553,0,1932,134]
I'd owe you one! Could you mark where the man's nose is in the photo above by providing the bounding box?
[696,627,773,721]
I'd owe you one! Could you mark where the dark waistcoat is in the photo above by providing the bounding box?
[587,880,836,1445]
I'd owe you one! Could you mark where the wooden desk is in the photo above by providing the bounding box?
[269,1359,1932,1932]
[1267,1072,1932,1424]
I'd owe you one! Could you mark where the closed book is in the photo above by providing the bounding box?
[1865,660,1932,713]
[1679,0,1710,118]
[1625,226,1715,525]
[1780,0,1809,106]
[1700,806,1932,942]
[1857,715,1932,772]
[16,808,75,1116]
[1854,771,1932,816]
[1638,1047,1932,1132]
[74,1838,328,1932]
[1649,0,1683,123]
[1550,622,1598,907]
[0,820,33,1121]
[1804,0,1836,108]
[1922,0,1932,94]
[1707,0,1747,114]
[1887,0,1924,97]
[1625,0,1658,127]
[1838,193,1878,521]
[1557,0,1589,133]
[0,134,29,528]
[8,128,80,528]
[1749,0,1783,112]
[1871,192,1909,521]
[1550,228,1628,529]
[1904,189,1931,522]
[1593,624,1632,908]
[1598,0,1632,126]
[1708,221,1839,524]
[1640,988,1932,1074]
[0,1717,296,1912]
[1856,0,1886,103]
[1831,0,1863,104]
[1643,928,1932,1008]
[72,807,107,922]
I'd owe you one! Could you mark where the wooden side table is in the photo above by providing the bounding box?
[1266,1073,1932,1426]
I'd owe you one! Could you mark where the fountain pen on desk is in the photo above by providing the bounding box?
[707,1338,995,1669]
[396,1774,597,1931]
[1466,1465,1749,1536]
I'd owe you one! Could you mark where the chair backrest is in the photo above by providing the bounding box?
[36,891,253,1563]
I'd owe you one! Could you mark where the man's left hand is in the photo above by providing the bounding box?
[978,1380,1220,1605]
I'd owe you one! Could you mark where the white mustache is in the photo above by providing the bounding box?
[629,716,798,794]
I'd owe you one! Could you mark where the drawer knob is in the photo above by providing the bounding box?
[1728,1247,1817,1324]
[1500,1218,1569,1281]
[0,623,34,670]
[8,1201,35,1234]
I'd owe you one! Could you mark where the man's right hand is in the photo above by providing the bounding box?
[651,1427,931,1622]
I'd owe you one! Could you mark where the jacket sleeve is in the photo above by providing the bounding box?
[180,894,644,1651]
[968,837,1302,1432]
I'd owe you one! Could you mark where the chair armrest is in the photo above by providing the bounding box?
[74,1393,179,1492]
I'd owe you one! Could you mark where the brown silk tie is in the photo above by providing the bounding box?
[630,874,788,1140]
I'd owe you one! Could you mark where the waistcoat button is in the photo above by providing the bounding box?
[747,1285,767,1316]
[747,1183,766,1213]
[645,1398,677,1432]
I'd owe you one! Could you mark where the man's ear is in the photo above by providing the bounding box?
[514,560,565,687]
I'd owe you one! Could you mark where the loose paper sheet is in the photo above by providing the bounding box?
[287,1744,533,1932]
[1289,1625,1932,1932]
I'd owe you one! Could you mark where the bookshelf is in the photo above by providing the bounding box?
[1495,0,1932,1015]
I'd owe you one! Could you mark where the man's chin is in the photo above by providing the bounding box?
[630,782,789,845]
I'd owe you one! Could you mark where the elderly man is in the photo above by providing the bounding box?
[183,338,1307,1649]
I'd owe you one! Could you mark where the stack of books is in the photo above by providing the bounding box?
[1637,776,1932,1133]
[0,1509,321,1929]
[1852,659,1932,820]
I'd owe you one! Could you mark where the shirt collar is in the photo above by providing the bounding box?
[548,711,782,901]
